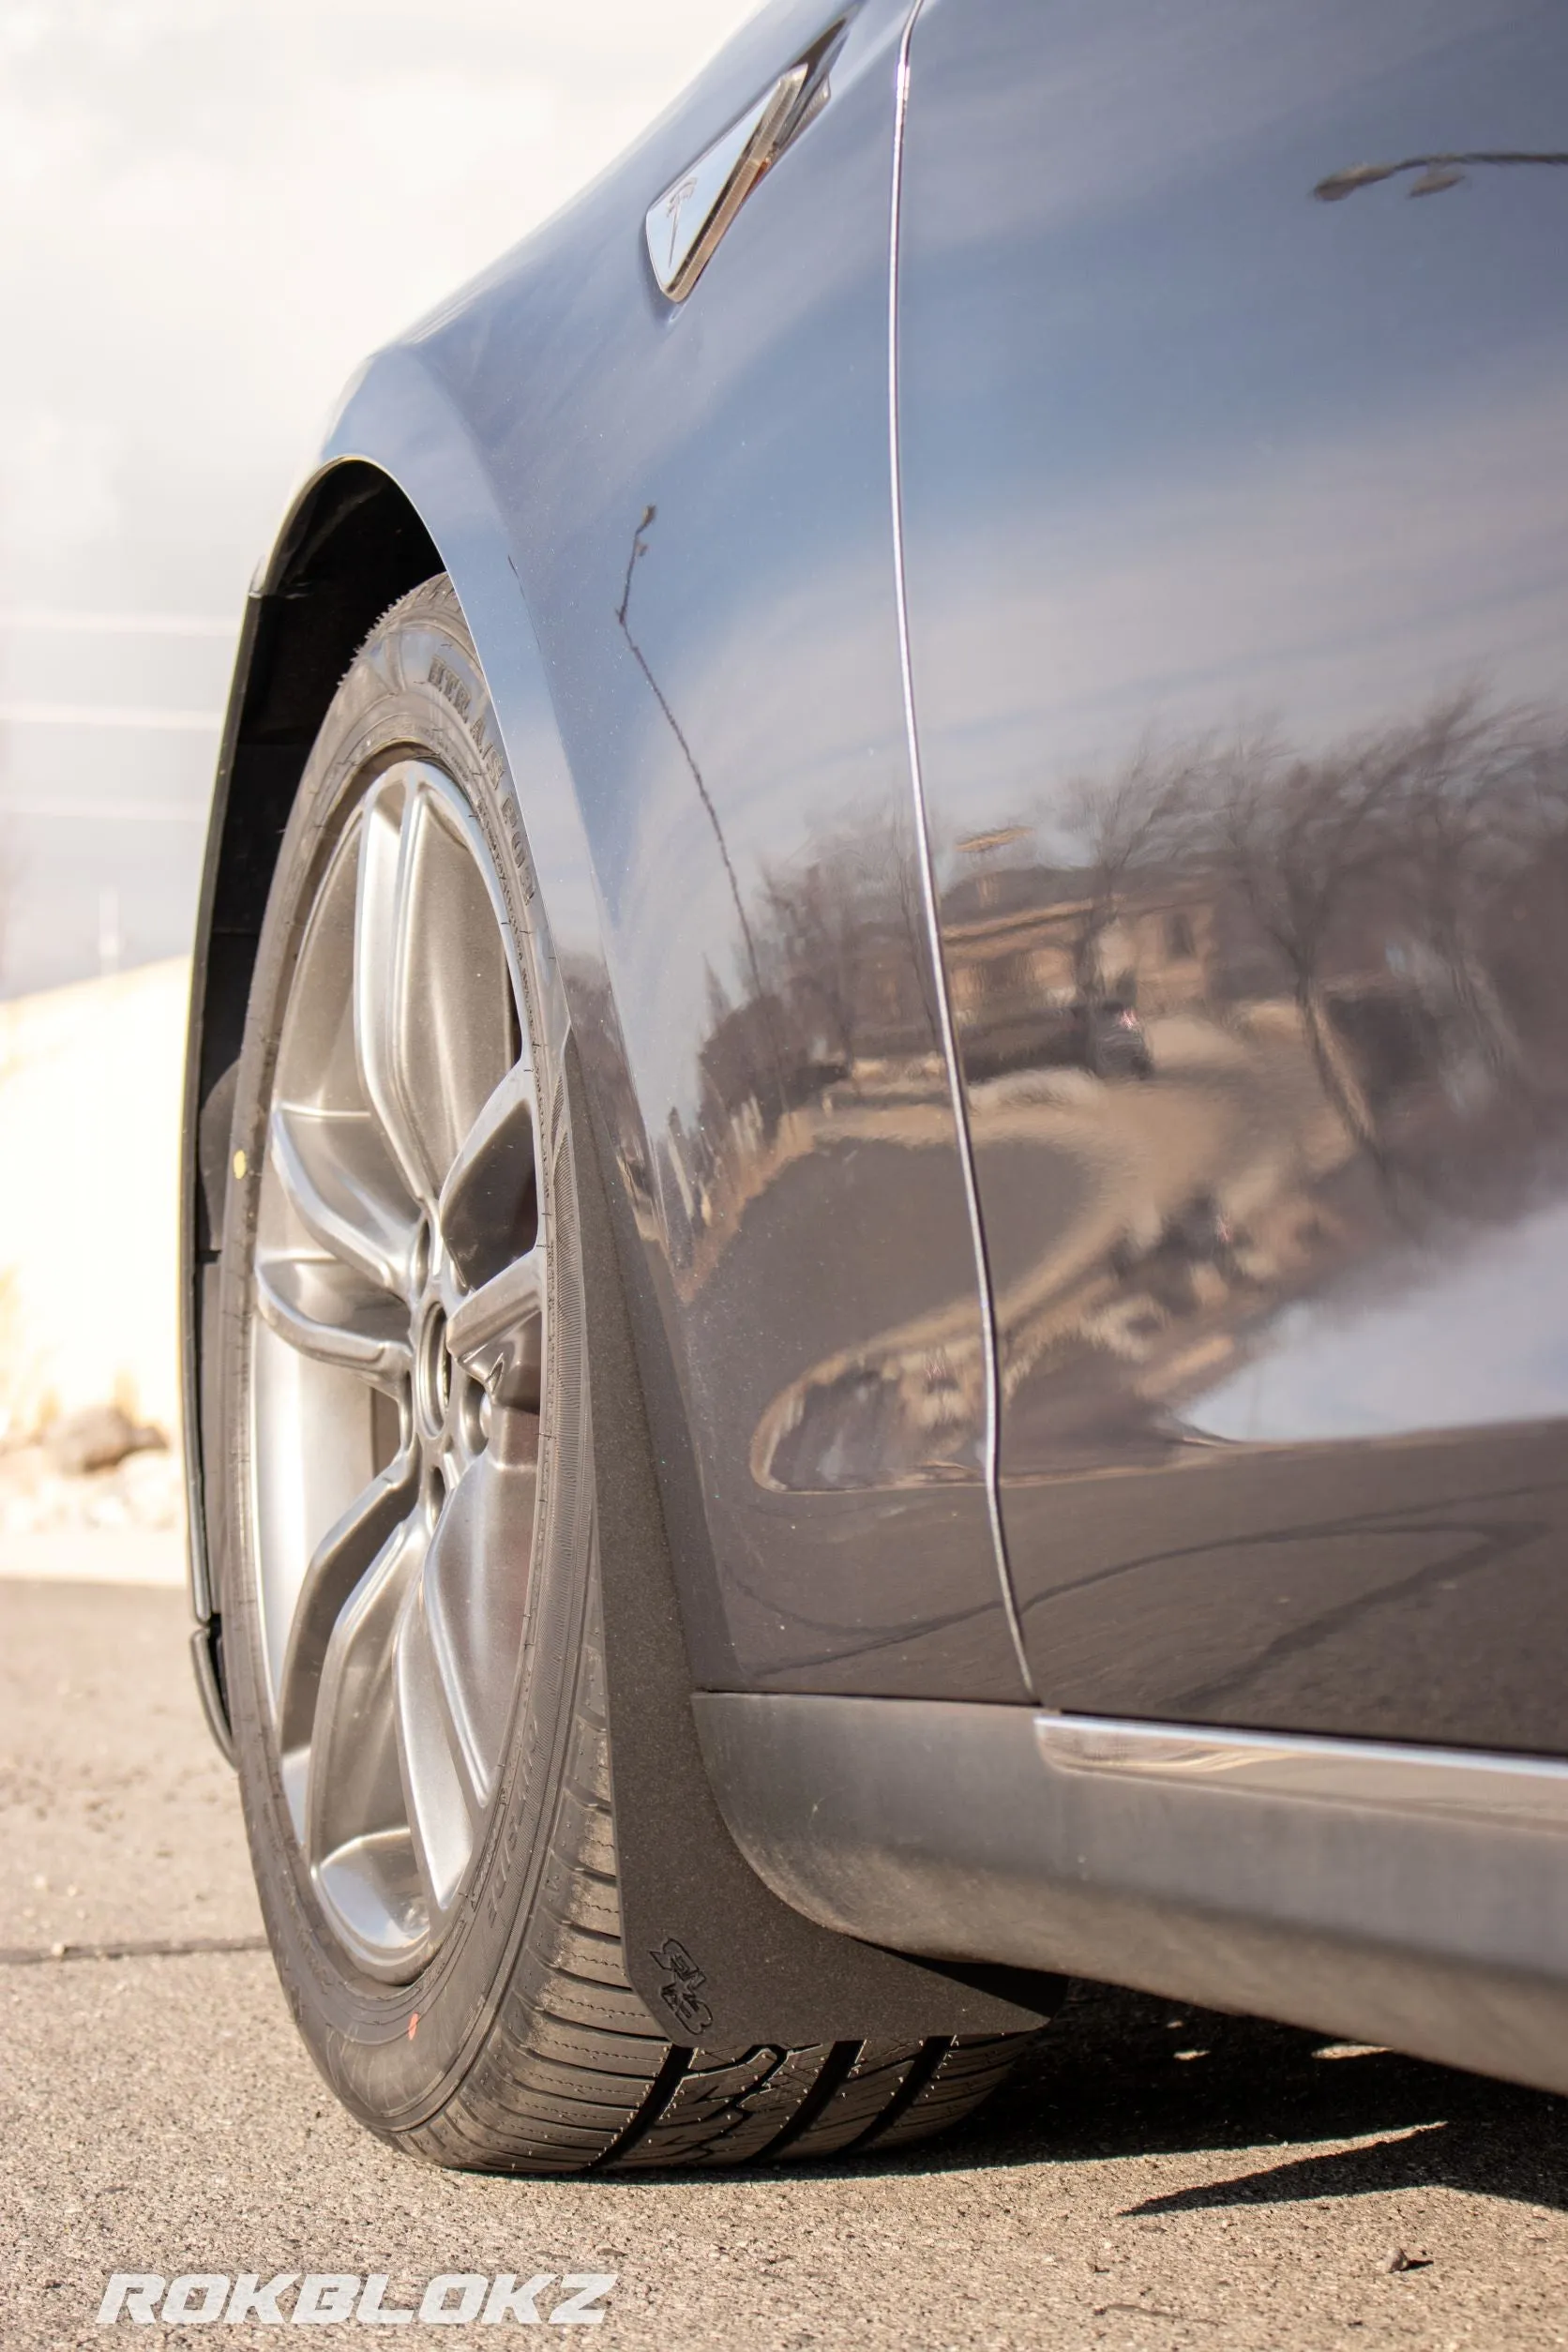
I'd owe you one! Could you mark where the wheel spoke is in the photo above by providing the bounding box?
[393,1556,480,1915]
[306,1513,427,1882]
[446,1248,544,1404]
[415,1436,539,1815]
[438,1060,539,1291]
[354,777,514,1209]
[277,1447,418,1756]
[269,1103,417,1296]
[354,781,431,1204]
[255,1258,412,1391]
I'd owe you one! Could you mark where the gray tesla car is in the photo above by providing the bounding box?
[184,0,1568,2171]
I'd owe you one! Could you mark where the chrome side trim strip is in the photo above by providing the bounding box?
[695,1691,1568,2097]
[1043,1715,1568,1831]
[886,2,1033,1696]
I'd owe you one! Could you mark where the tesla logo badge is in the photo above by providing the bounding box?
[654,174,701,283]
[651,1936,715,2034]
[643,62,811,301]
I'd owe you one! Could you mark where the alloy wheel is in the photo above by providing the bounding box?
[247,759,546,1979]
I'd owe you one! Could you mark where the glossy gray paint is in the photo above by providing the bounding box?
[696,1690,1568,2097]
[406,0,1026,1697]
[186,0,1568,1818]
[188,0,1031,1706]
[897,0,1568,1742]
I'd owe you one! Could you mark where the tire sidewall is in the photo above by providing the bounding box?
[217,584,595,2133]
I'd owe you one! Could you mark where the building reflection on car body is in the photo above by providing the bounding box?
[934,690,1568,1470]
[652,685,1568,1538]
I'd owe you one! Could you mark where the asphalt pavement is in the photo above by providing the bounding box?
[4,1573,1568,2350]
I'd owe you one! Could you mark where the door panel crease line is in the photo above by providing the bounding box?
[886,0,1033,1696]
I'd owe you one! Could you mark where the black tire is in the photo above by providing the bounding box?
[214,574,1037,2173]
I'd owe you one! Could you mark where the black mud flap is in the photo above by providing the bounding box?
[568,1042,1063,2046]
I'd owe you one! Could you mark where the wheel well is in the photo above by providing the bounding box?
[191,460,441,1234]
[184,461,441,1691]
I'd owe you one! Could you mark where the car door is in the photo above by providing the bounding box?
[896,0,1568,1743]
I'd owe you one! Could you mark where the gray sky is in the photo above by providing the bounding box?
[0,0,756,996]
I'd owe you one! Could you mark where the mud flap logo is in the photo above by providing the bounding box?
[650,1936,714,2035]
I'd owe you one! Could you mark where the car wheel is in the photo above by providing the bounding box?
[213,575,1038,2171]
